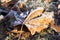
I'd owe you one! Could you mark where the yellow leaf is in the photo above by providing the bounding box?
[24,8,54,35]
[24,7,44,23]
[24,7,60,35]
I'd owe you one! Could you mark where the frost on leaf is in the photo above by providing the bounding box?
[24,7,55,35]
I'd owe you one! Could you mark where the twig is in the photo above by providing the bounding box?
[0,9,8,13]
[18,23,24,40]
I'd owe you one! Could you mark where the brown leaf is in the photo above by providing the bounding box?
[24,7,44,23]
[24,8,54,35]
[1,0,11,3]
[50,20,60,33]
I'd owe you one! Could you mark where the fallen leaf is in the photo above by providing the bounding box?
[24,7,54,35]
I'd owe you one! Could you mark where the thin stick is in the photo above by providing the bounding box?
[18,23,24,40]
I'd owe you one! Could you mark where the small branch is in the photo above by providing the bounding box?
[0,9,8,13]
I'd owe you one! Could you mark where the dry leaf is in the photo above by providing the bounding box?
[24,7,54,35]
[1,0,11,3]
[44,0,52,3]
[1,1,15,8]
[24,7,44,23]
[50,20,60,33]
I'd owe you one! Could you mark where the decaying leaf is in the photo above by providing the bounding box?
[18,2,25,9]
[7,25,31,40]
[11,28,24,34]
[24,7,55,35]
[44,0,52,3]
[1,0,11,3]
[24,7,60,35]
[1,1,15,8]
[50,20,60,33]
[24,7,44,23]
